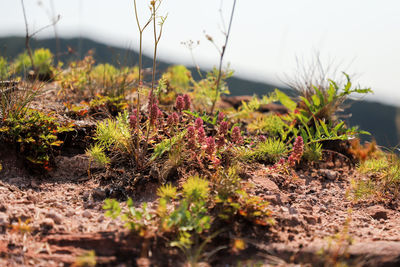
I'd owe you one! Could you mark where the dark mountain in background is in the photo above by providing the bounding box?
[1,36,399,148]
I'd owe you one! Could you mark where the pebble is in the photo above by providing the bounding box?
[319,169,338,180]
[0,203,7,212]
[97,215,105,223]
[66,210,75,217]
[46,210,63,225]
[40,218,54,230]
[82,210,92,218]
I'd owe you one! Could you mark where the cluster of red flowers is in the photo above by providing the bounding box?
[175,94,191,113]
[231,126,244,145]
[287,136,304,167]
[271,136,304,172]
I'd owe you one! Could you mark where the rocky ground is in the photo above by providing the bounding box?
[1,150,400,266]
[1,86,400,266]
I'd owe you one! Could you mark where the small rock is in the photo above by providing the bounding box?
[82,210,92,218]
[289,207,298,215]
[368,205,388,220]
[46,210,63,224]
[282,215,302,227]
[304,215,318,225]
[319,169,338,180]
[91,188,106,201]
[97,215,105,223]
[40,218,54,230]
[0,203,7,212]
[66,210,75,217]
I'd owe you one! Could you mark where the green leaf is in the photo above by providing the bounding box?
[333,121,345,133]
[275,89,296,111]
[311,94,321,107]
[319,120,330,137]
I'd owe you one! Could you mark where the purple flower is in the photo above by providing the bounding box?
[197,127,206,144]
[288,136,304,167]
[183,94,191,110]
[187,126,197,150]
[149,102,160,126]
[194,117,203,130]
[167,112,179,126]
[217,112,225,124]
[130,114,137,129]
[231,126,244,144]
[219,121,228,136]
[216,135,225,148]
[205,136,216,155]
[176,96,184,113]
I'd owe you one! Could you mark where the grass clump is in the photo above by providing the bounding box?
[247,114,286,137]
[352,153,400,201]
[240,138,288,164]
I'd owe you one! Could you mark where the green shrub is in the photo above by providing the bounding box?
[33,48,54,76]
[0,108,74,169]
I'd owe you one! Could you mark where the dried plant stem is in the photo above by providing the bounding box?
[133,0,153,169]
[21,0,35,71]
[210,0,236,115]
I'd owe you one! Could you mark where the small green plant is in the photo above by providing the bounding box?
[0,108,74,170]
[13,49,55,80]
[86,143,110,168]
[349,178,376,202]
[87,110,133,166]
[58,54,95,99]
[355,153,400,199]
[240,138,288,164]
[303,142,323,162]
[0,56,10,79]
[90,63,138,97]
[247,114,286,138]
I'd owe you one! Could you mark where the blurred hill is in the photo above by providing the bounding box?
[1,36,398,148]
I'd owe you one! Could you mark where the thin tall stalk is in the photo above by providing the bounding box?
[21,0,35,71]
[210,0,237,114]
[133,0,153,168]
[21,0,60,75]
[144,0,167,162]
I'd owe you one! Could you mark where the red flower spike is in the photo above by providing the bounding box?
[183,94,191,110]
[175,96,184,113]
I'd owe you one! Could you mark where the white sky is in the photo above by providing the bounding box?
[1,0,399,106]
